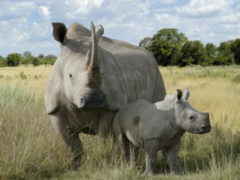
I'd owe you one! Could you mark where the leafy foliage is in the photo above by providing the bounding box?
[147,29,188,66]
[230,38,240,64]
[0,52,57,67]
[181,41,206,66]
[140,28,240,66]
[6,53,21,66]
[0,56,6,67]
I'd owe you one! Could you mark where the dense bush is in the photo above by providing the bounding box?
[2,31,240,67]
[139,28,240,66]
[145,28,187,66]
[32,58,40,66]
[6,53,21,66]
[0,52,57,67]
[0,56,6,67]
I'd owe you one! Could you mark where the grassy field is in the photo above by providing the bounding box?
[0,65,240,179]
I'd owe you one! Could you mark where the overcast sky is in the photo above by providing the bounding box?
[0,0,240,57]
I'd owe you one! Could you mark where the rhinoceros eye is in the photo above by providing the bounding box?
[189,115,195,122]
[69,73,72,78]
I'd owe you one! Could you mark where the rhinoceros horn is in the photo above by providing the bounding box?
[87,22,104,70]
[90,22,97,69]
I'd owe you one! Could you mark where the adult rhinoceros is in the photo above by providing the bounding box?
[45,22,166,169]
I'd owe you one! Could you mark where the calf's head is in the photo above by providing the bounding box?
[52,22,107,110]
[174,89,211,134]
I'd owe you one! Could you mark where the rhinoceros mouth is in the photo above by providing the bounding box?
[190,125,211,134]
[198,125,211,134]
[78,89,108,110]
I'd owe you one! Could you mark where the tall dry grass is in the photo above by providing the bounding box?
[0,65,240,179]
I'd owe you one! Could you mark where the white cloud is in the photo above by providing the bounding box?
[0,1,36,21]
[1,0,240,56]
[155,0,179,3]
[38,6,51,20]
[176,0,234,18]
[32,22,51,38]
[154,13,179,27]
[219,11,240,24]
[50,0,104,20]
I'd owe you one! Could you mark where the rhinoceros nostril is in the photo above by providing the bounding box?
[77,97,85,109]
[200,125,211,133]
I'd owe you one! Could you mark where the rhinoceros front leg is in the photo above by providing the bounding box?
[97,111,115,138]
[144,139,160,175]
[162,139,181,174]
[50,112,83,170]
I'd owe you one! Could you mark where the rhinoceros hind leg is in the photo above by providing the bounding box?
[129,143,139,166]
[121,131,131,162]
[50,112,83,170]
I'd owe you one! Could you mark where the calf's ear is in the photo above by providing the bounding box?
[52,22,67,44]
[176,89,182,101]
[183,88,190,100]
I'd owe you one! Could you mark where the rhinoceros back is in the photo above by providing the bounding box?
[98,37,166,111]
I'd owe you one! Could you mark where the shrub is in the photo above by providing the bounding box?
[0,56,6,67]
[6,53,21,66]
[32,58,40,66]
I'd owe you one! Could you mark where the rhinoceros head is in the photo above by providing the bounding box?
[174,89,211,134]
[52,22,107,110]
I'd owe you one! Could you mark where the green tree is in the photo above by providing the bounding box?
[180,41,206,66]
[22,51,33,65]
[6,53,21,66]
[0,56,6,67]
[215,41,234,65]
[23,51,32,58]
[139,37,152,49]
[45,54,57,65]
[147,28,188,66]
[203,43,217,65]
[38,53,44,58]
[32,57,40,66]
[230,39,240,64]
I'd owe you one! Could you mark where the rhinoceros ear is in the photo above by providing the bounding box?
[183,88,190,100]
[52,22,67,44]
[176,89,182,101]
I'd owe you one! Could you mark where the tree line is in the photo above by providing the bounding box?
[1,29,240,67]
[139,28,240,66]
[0,51,56,67]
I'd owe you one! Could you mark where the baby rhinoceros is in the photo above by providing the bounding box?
[113,89,211,175]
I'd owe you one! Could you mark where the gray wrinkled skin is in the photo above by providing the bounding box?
[45,22,166,169]
[113,89,211,175]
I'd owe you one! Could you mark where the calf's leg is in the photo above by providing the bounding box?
[112,118,130,162]
[144,139,159,175]
[162,139,181,174]
[129,142,139,166]
[121,132,130,162]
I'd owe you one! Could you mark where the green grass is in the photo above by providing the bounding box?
[0,66,240,179]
